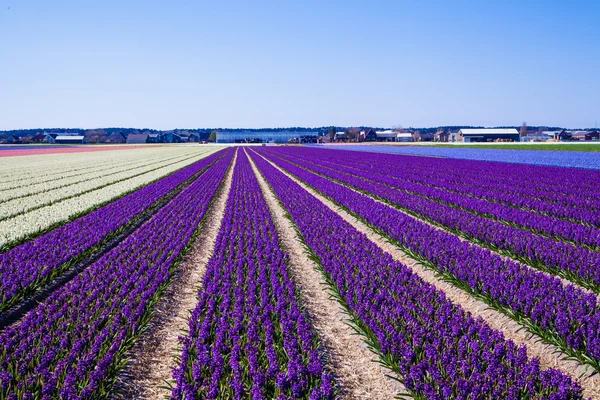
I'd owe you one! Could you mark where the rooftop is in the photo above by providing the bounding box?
[459,129,519,135]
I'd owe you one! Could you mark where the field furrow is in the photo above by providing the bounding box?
[255,148,600,376]
[268,148,600,294]
[172,151,333,399]
[247,150,403,399]
[282,150,600,249]
[0,150,225,314]
[111,149,238,399]
[0,150,233,398]
[252,149,600,398]
[0,149,220,247]
[299,147,600,226]
[249,150,586,399]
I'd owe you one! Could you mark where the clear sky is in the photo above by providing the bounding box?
[0,0,598,130]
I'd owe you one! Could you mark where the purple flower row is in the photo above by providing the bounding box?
[0,150,234,399]
[301,147,600,227]
[255,149,600,372]
[282,149,600,248]
[249,150,585,400]
[171,151,333,400]
[268,148,600,291]
[337,147,600,205]
[0,150,226,312]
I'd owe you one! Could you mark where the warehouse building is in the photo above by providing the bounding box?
[216,131,315,144]
[126,134,149,144]
[396,132,413,142]
[457,128,520,142]
[375,130,397,142]
[55,135,86,144]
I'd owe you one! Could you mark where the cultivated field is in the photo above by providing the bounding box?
[324,144,600,169]
[0,145,599,399]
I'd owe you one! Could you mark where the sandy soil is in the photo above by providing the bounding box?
[252,150,600,400]
[110,149,237,400]
[246,149,406,399]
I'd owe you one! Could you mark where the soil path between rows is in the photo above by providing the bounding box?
[251,149,600,400]
[246,149,405,399]
[110,149,237,399]
[279,153,599,298]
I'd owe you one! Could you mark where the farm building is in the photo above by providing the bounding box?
[570,131,599,141]
[147,133,160,143]
[587,131,600,140]
[43,134,56,143]
[0,134,20,144]
[396,132,413,142]
[30,134,47,143]
[334,132,346,141]
[126,134,149,144]
[541,131,562,140]
[457,128,520,142]
[375,130,397,142]
[521,133,550,142]
[216,131,314,144]
[434,130,449,142]
[360,129,377,141]
[106,132,126,144]
[55,135,86,144]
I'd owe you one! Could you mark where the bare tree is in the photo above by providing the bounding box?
[392,124,405,133]
[345,127,360,142]
[520,121,528,137]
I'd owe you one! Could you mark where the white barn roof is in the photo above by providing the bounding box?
[376,130,397,138]
[459,129,519,135]
[55,135,84,140]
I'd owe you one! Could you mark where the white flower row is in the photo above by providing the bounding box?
[0,150,198,202]
[0,147,220,246]
[0,147,198,190]
[0,148,214,221]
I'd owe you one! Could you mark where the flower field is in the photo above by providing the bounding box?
[323,144,600,170]
[0,145,599,399]
[0,146,220,247]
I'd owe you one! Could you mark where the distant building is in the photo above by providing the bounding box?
[106,132,126,144]
[434,130,449,142]
[396,132,413,142]
[43,134,56,144]
[0,134,20,144]
[55,135,86,144]
[334,132,346,142]
[360,129,377,142]
[31,134,47,143]
[570,131,588,141]
[457,128,520,142]
[541,131,562,140]
[299,134,318,143]
[216,131,314,144]
[147,133,160,143]
[126,134,149,144]
[587,131,600,141]
[375,130,397,142]
[521,133,550,142]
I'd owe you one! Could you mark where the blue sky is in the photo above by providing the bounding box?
[0,0,598,129]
